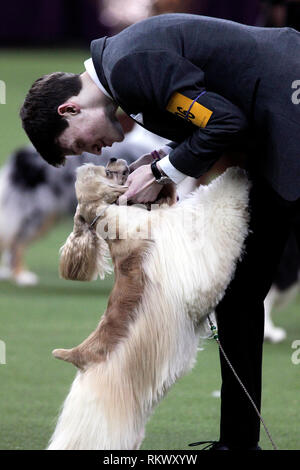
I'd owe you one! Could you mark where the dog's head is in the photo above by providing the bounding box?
[75,163,127,204]
[105,157,129,185]
[59,163,127,282]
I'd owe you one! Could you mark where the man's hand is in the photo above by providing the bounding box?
[129,153,154,173]
[129,149,167,173]
[118,164,163,204]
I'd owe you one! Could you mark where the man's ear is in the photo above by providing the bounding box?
[57,102,81,117]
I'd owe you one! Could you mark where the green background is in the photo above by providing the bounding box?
[0,49,299,450]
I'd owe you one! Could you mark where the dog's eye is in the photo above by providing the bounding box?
[123,170,128,176]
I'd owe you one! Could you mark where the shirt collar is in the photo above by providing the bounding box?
[84,57,112,100]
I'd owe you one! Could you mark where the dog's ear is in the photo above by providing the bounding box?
[100,180,127,204]
[75,164,127,204]
[59,211,112,281]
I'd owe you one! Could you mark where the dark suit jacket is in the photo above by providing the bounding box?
[91,13,300,201]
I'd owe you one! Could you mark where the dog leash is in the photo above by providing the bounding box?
[189,314,278,451]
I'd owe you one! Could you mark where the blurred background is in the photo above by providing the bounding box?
[2,0,300,161]
[0,0,299,451]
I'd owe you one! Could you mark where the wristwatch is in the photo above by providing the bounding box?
[150,160,173,185]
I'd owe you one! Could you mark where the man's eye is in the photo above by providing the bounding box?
[72,142,84,155]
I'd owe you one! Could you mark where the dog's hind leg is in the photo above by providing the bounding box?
[133,428,145,450]
[9,242,36,284]
[0,249,13,280]
[10,213,57,285]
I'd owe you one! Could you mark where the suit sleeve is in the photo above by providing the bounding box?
[111,50,248,178]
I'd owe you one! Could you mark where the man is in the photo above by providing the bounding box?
[21,14,300,450]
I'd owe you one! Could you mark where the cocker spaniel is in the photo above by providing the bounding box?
[48,161,250,450]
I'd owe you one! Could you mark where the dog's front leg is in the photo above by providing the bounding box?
[53,239,150,370]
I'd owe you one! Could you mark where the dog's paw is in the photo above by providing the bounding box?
[0,266,12,280]
[52,346,99,370]
[14,270,39,286]
[52,348,79,365]
[264,327,287,343]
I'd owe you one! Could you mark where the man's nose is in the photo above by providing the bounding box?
[115,129,124,143]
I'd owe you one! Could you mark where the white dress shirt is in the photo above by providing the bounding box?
[84,58,112,100]
[158,146,187,184]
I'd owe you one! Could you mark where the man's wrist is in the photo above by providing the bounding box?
[156,161,167,177]
[150,160,173,185]
[158,156,187,184]
[158,145,173,157]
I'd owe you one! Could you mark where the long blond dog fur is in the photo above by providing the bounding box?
[48,163,250,450]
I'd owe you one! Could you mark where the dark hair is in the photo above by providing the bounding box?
[20,72,82,167]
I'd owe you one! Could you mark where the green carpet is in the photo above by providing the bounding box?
[0,49,299,450]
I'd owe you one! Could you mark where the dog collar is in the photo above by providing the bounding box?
[89,205,110,230]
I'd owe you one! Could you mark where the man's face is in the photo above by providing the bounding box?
[57,106,124,156]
